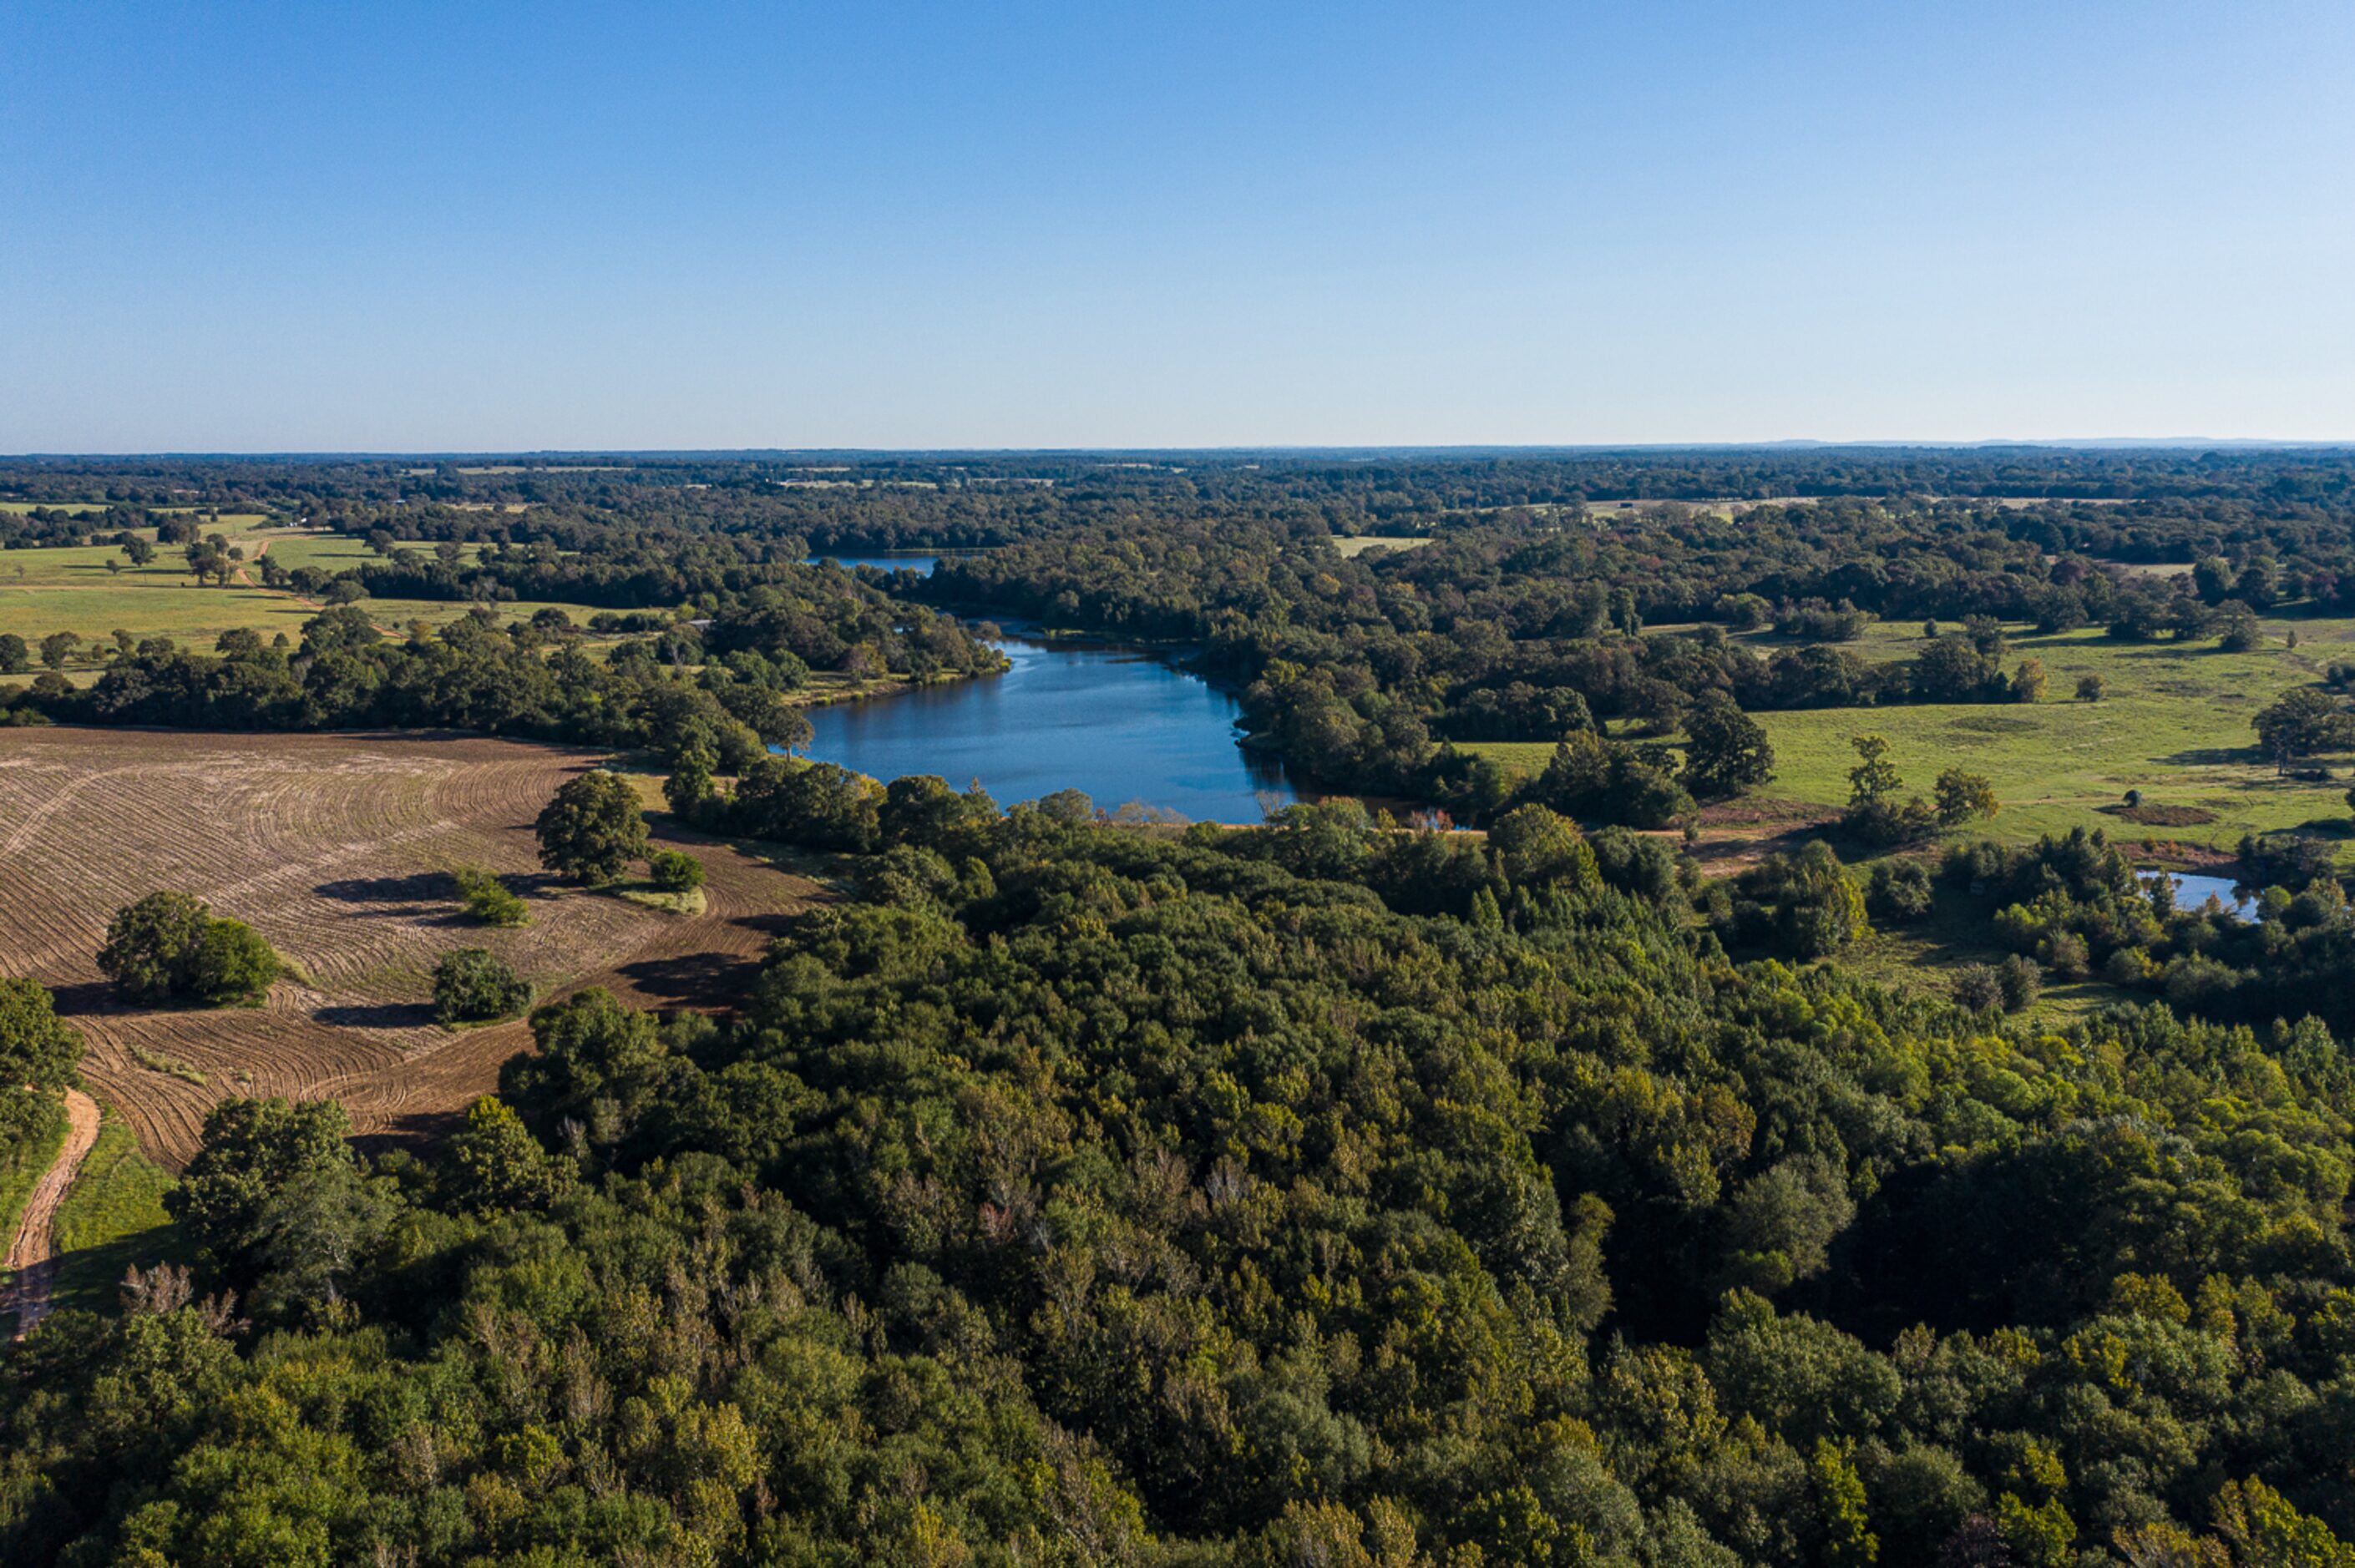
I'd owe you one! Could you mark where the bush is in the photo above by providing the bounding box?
[1715,842,1869,958]
[2040,930,2090,980]
[1866,858,1935,922]
[2239,832,2336,890]
[98,892,279,1007]
[649,849,706,893]
[1996,953,2042,1011]
[2103,946,2154,984]
[1952,965,2003,1011]
[2076,674,2106,701]
[433,948,531,1024]
[453,867,529,927]
[188,919,281,1007]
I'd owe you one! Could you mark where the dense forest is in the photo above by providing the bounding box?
[9,451,2355,1565]
[7,793,2355,1565]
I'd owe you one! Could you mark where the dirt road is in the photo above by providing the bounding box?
[3,1088,101,1335]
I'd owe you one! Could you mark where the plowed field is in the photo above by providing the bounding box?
[0,728,818,1166]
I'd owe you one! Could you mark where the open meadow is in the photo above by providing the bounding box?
[0,520,603,651]
[1470,609,2355,862]
[0,726,823,1168]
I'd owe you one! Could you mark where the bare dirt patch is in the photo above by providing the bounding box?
[3,1089,99,1334]
[2099,802,2221,827]
[0,728,820,1166]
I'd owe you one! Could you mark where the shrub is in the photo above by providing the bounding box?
[2040,930,2090,980]
[1996,953,2042,1011]
[453,867,529,927]
[2240,832,2335,889]
[1952,965,2003,1011]
[187,919,281,1007]
[1866,858,1935,922]
[1715,842,1869,958]
[649,849,706,893]
[2075,674,2105,701]
[2103,947,2154,985]
[433,948,531,1024]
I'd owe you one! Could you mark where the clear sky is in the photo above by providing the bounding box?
[4,1,2352,451]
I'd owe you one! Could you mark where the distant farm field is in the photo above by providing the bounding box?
[1332,535,1433,557]
[0,525,598,650]
[0,727,822,1166]
[1469,612,2355,857]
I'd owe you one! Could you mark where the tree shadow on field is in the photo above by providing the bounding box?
[311,1001,439,1030]
[354,1105,471,1155]
[615,950,761,1009]
[46,980,123,1018]
[315,871,458,905]
[2156,746,2260,767]
[731,910,801,941]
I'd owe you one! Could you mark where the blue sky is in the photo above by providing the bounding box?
[3,2,2351,450]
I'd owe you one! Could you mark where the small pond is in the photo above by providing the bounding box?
[2140,870,2260,922]
[803,553,939,576]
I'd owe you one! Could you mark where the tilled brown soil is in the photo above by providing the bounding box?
[0,727,818,1166]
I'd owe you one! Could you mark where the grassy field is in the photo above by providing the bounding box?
[0,524,602,651]
[1333,535,1434,557]
[48,1108,181,1313]
[1468,611,2355,859]
[0,1104,68,1267]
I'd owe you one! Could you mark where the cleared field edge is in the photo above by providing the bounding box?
[0,1104,69,1282]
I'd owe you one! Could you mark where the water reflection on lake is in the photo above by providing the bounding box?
[800,633,1299,824]
[2141,870,2259,921]
[803,554,940,576]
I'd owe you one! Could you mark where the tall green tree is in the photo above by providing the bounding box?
[534,770,650,885]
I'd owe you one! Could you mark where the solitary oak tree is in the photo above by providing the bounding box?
[534,770,650,886]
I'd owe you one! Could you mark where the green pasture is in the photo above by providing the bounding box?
[1469,613,2355,857]
[1333,535,1433,557]
[0,528,599,653]
[48,1110,183,1313]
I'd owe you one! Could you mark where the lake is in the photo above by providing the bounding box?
[2141,870,2260,921]
[804,553,939,575]
[801,632,1299,823]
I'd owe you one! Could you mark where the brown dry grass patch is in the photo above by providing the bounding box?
[0,727,821,1166]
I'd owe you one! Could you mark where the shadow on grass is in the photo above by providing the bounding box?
[2155,746,2262,767]
[51,1224,191,1317]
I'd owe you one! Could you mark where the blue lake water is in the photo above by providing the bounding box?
[2141,870,2259,921]
[801,633,1299,824]
[803,553,940,576]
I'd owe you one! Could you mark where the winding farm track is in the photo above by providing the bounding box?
[3,1089,99,1335]
[0,728,820,1167]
